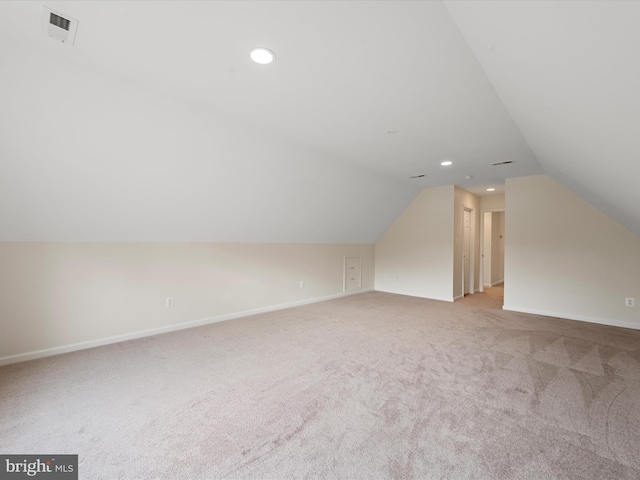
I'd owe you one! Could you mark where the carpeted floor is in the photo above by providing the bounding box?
[2,290,640,479]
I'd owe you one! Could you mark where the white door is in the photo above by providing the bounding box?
[344,256,362,292]
[464,210,470,295]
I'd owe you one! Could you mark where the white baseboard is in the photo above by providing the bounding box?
[484,280,504,287]
[502,305,640,331]
[0,288,373,367]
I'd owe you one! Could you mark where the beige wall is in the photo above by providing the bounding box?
[375,186,454,301]
[504,175,640,328]
[0,243,374,364]
[480,194,505,211]
[453,187,481,298]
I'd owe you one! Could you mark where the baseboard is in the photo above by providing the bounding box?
[502,305,640,331]
[0,288,374,367]
[484,280,504,287]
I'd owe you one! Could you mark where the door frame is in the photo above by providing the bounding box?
[479,208,505,293]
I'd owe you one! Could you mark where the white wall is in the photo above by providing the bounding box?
[375,186,454,301]
[453,187,481,298]
[504,175,640,329]
[0,242,374,364]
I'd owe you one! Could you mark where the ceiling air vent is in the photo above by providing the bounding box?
[491,160,515,166]
[41,6,79,46]
[50,13,70,31]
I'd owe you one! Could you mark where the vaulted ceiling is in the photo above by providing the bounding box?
[444,1,640,237]
[0,1,637,242]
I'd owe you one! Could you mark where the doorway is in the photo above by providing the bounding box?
[463,209,471,295]
[461,206,475,297]
[480,210,505,295]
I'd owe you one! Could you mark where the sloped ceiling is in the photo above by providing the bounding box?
[0,1,636,242]
[445,1,640,237]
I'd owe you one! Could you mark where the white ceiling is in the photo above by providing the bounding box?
[444,0,640,237]
[0,1,637,241]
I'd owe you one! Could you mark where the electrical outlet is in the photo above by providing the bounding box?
[625,297,635,307]
[166,297,173,308]
[299,281,305,289]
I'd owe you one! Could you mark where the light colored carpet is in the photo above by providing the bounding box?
[2,290,640,479]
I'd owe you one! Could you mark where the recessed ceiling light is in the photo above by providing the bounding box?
[250,48,276,65]
[486,188,496,191]
[464,175,473,179]
[440,161,453,166]
[385,129,398,135]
